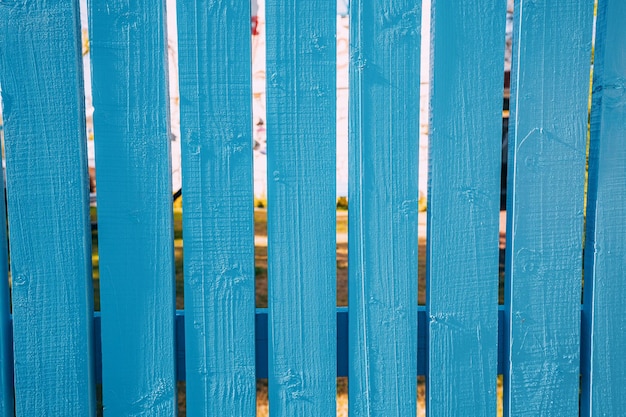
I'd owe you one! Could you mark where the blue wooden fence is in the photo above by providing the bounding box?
[0,0,623,416]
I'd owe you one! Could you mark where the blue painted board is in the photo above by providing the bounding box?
[265,0,337,414]
[0,177,11,417]
[0,1,96,415]
[427,1,505,415]
[581,0,626,415]
[88,0,177,414]
[176,0,256,414]
[348,0,420,415]
[504,1,594,416]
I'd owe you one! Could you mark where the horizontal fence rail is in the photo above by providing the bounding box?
[1,0,624,416]
[0,306,595,382]
[0,306,602,379]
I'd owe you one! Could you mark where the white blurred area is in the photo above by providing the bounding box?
[248,0,433,201]
[75,0,516,203]
[2,0,515,203]
[247,0,430,200]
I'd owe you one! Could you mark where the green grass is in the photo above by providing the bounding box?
[91,206,432,310]
[90,205,507,311]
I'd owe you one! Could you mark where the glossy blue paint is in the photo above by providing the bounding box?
[265,0,337,414]
[348,0,420,415]
[88,0,177,415]
[177,0,256,414]
[0,177,11,417]
[0,1,96,415]
[581,0,626,415]
[427,1,505,415]
[504,1,594,416]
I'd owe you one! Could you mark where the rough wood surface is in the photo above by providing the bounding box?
[177,0,256,414]
[581,0,626,415]
[0,1,96,415]
[88,0,177,414]
[504,1,594,416]
[265,0,337,414]
[348,1,421,415]
[1,1,623,415]
[427,1,505,415]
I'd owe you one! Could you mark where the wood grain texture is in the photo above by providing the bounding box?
[0,1,96,415]
[265,0,337,414]
[0,178,11,417]
[348,0,420,415]
[581,1,626,415]
[88,0,177,414]
[427,1,505,415]
[504,1,594,416]
[176,0,256,414]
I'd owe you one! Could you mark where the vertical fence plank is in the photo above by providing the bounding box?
[427,1,505,415]
[0,176,11,416]
[581,0,626,415]
[265,0,336,414]
[348,0,420,415]
[88,0,177,414]
[176,0,256,414]
[0,1,96,415]
[504,1,594,416]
